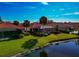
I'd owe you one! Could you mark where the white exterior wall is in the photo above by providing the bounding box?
[40,25,53,29]
[70,31,79,34]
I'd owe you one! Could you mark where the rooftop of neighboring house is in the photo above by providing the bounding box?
[29,22,41,29]
[0,22,25,30]
[29,22,79,31]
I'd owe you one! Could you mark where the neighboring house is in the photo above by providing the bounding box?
[71,23,79,31]
[17,25,25,33]
[29,22,55,35]
[29,22,41,33]
[56,22,74,32]
[40,25,53,33]
[29,22,79,35]
[70,31,79,34]
[40,23,56,34]
[0,22,25,40]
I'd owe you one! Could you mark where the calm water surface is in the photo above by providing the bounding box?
[25,39,79,57]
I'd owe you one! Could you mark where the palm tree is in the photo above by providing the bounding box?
[23,20,30,27]
[23,20,30,31]
[39,16,48,25]
[13,20,19,25]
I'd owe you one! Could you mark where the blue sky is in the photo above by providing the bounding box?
[0,2,79,23]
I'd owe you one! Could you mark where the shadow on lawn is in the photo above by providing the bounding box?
[22,39,38,49]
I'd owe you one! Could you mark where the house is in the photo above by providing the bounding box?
[29,21,79,35]
[71,23,79,31]
[56,22,74,32]
[17,25,25,33]
[29,22,41,33]
[0,22,25,40]
[70,31,79,34]
[40,23,56,34]
[29,22,56,35]
[60,22,79,32]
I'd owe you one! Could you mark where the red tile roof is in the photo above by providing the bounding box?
[0,22,25,30]
[60,23,73,28]
[29,22,79,31]
[71,23,79,30]
[17,25,25,30]
[29,22,41,29]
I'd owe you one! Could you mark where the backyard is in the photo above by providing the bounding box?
[0,33,78,57]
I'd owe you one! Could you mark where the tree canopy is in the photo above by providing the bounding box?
[39,16,48,25]
[23,20,30,27]
[13,20,19,25]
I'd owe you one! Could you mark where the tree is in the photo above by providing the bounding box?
[39,16,48,25]
[13,20,19,25]
[23,20,30,27]
[23,20,30,31]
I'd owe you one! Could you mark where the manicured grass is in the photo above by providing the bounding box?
[0,33,78,56]
[0,35,39,57]
[33,33,78,48]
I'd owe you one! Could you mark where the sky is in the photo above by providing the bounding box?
[0,2,79,23]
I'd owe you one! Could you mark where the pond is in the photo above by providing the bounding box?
[24,39,79,57]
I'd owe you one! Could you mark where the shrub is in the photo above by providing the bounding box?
[11,34,23,39]
[24,32,30,36]
[22,39,38,49]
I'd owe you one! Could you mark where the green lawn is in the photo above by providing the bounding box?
[0,35,39,57]
[0,33,78,57]
[34,33,78,48]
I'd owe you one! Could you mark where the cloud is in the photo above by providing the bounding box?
[4,2,17,5]
[59,7,79,11]
[29,6,37,9]
[59,8,65,11]
[41,2,48,5]
[23,6,37,9]
[63,12,79,15]
[3,2,21,7]
[74,12,79,14]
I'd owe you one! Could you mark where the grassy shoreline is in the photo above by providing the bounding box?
[33,33,78,48]
[0,33,78,57]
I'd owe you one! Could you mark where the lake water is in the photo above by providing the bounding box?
[25,39,79,57]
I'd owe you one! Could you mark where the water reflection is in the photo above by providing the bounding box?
[75,39,79,45]
[25,39,79,57]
